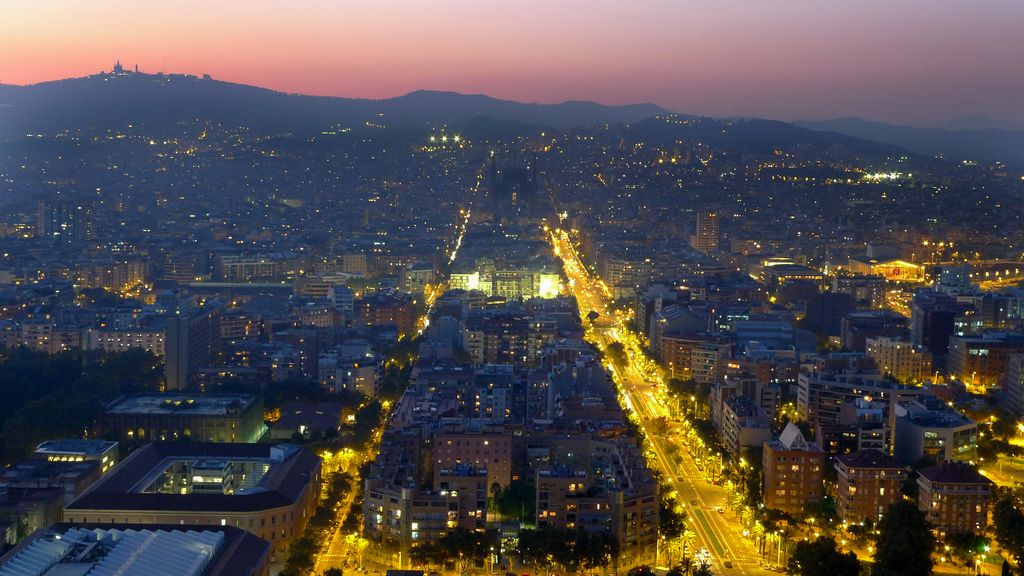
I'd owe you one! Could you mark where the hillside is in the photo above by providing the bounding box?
[0,72,666,141]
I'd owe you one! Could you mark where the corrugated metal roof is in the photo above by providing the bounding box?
[0,527,223,576]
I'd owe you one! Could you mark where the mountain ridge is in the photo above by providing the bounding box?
[794,116,1024,164]
[0,72,668,141]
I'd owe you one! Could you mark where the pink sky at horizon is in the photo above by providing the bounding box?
[2,0,1023,126]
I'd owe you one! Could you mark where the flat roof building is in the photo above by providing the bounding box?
[33,439,120,475]
[0,523,270,576]
[101,393,264,444]
[893,396,977,465]
[65,442,320,561]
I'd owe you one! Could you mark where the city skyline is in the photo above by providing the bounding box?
[2,3,1024,575]
[4,0,1024,126]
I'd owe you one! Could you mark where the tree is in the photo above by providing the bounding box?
[627,566,657,576]
[577,531,618,571]
[516,528,554,572]
[606,341,627,365]
[787,537,860,576]
[409,541,448,570]
[494,479,536,521]
[323,569,344,576]
[666,566,687,576]
[993,490,1024,562]
[946,532,990,567]
[517,527,615,573]
[692,559,714,576]
[660,496,687,539]
[872,500,935,576]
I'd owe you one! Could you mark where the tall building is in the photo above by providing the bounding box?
[865,336,932,384]
[720,396,772,457]
[910,293,980,360]
[166,300,222,391]
[833,275,887,310]
[762,422,825,514]
[796,354,921,427]
[1007,354,1024,418]
[840,310,909,352]
[946,331,1024,388]
[690,211,719,254]
[36,199,95,245]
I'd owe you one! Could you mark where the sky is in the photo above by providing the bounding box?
[2,0,1023,126]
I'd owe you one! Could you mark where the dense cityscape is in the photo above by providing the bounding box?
[2,4,1024,576]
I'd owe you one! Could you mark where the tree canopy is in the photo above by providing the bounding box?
[787,536,860,576]
[0,348,162,463]
[872,500,935,576]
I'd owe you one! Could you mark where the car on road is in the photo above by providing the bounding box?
[723,561,733,569]
[715,506,724,513]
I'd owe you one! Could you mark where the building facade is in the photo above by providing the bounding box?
[834,449,905,524]
[762,423,825,514]
[916,461,993,536]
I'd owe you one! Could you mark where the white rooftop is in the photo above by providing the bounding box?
[0,527,223,576]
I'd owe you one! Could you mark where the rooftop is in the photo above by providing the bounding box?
[836,449,904,470]
[34,439,118,457]
[66,443,319,513]
[0,524,268,576]
[897,396,975,428]
[918,461,993,486]
[104,394,258,417]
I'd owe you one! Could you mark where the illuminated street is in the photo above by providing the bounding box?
[550,227,776,576]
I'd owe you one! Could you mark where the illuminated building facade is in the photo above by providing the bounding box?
[762,423,825,514]
[834,449,905,524]
[916,461,992,536]
[865,336,932,383]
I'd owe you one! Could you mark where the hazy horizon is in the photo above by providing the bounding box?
[4,0,1023,128]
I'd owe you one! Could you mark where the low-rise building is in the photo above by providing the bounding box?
[0,487,64,545]
[834,449,905,524]
[0,523,270,576]
[763,422,824,514]
[101,393,265,444]
[64,442,321,561]
[33,439,120,475]
[917,461,993,536]
[0,460,101,506]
